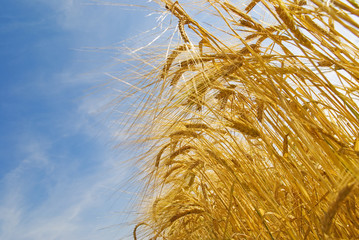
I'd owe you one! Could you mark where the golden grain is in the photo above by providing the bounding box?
[178,20,190,43]
[227,119,260,138]
[161,45,186,79]
[170,209,204,223]
[322,182,356,234]
[245,0,261,12]
[283,134,289,156]
[169,145,195,161]
[275,3,313,49]
[170,130,199,138]
[185,123,209,129]
[122,0,359,238]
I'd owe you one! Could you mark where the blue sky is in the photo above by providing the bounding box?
[0,0,158,239]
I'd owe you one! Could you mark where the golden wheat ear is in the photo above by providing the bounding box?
[123,0,359,239]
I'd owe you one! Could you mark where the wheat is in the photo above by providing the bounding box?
[185,123,209,129]
[274,3,313,49]
[322,182,356,234]
[161,45,186,79]
[178,20,190,43]
[169,145,195,161]
[226,118,260,138]
[170,130,199,138]
[118,0,359,238]
[283,134,289,156]
[170,208,204,223]
[245,0,261,13]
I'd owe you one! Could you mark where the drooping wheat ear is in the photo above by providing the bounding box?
[274,2,313,49]
[322,182,356,234]
[185,123,209,129]
[169,145,195,160]
[303,15,339,44]
[161,45,186,80]
[169,130,199,138]
[283,134,289,156]
[256,100,264,122]
[178,20,190,43]
[226,118,261,138]
[155,143,171,168]
[223,2,264,31]
[245,0,261,12]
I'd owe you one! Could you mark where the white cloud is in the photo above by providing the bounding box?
[0,134,135,240]
[0,1,154,239]
[0,197,22,239]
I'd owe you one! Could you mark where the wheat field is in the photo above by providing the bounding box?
[119,0,359,239]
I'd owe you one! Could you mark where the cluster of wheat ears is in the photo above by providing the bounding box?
[119,0,359,239]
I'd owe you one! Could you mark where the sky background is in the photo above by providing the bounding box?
[0,0,159,239]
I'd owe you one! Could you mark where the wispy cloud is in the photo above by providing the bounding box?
[0,0,148,239]
[0,131,135,240]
